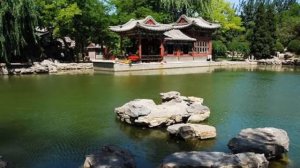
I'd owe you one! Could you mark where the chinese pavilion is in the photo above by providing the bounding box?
[109,15,220,62]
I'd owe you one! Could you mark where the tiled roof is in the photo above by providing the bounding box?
[164,30,196,41]
[174,15,221,29]
[109,16,173,32]
[109,15,220,33]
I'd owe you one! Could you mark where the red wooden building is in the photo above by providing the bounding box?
[109,15,220,62]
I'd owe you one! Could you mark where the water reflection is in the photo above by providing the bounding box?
[95,65,300,76]
[116,119,217,166]
[269,154,291,168]
[1,67,300,168]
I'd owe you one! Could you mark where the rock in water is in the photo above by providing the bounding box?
[187,103,210,123]
[115,92,210,127]
[83,145,136,168]
[0,156,7,168]
[115,99,155,118]
[228,127,289,160]
[160,91,181,102]
[160,151,269,168]
[167,123,216,140]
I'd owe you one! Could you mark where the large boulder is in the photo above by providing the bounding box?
[115,92,210,127]
[160,151,269,168]
[20,68,34,74]
[83,145,136,168]
[187,103,210,123]
[228,127,289,160]
[0,156,7,168]
[167,123,216,140]
[31,62,49,74]
[41,59,58,73]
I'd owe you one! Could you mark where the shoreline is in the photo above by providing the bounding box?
[93,60,259,72]
[1,59,300,76]
[0,60,93,75]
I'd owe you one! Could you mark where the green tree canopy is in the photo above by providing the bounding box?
[0,0,39,63]
[209,0,244,32]
[251,3,275,59]
[160,0,210,20]
[277,3,300,46]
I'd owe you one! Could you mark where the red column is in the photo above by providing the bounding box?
[160,39,165,57]
[208,37,213,56]
[138,35,142,59]
[120,35,123,56]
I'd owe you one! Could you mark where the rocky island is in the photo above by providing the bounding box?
[115,91,211,127]
[115,91,217,140]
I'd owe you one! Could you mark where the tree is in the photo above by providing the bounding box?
[209,0,244,32]
[213,40,227,58]
[266,5,277,55]
[110,0,169,23]
[277,3,300,46]
[251,4,272,59]
[228,39,250,58]
[288,39,300,54]
[35,0,110,61]
[0,0,39,63]
[35,0,82,37]
[160,0,210,21]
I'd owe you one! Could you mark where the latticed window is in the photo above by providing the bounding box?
[194,41,209,53]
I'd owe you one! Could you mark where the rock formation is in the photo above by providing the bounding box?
[167,123,216,140]
[5,59,93,75]
[161,151,269,168]
[115,91,210,127]
[83,145,136,168]
[228,127,289,160]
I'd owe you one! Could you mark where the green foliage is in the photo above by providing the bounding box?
[213,40,227,57]
[0,0,39,63]
[110,0,169,23]
[228,40,250,56]
[288,39,300,54]
[209,0,244,32]
[243,3,278,59]
[160,0,210,20]
[35,0,112,61]
[266,5,277,55]
[251,4,270,59]
[277,3,300,46]
[275,41,285,53]
[35,0,82,37]
[240,0,299,54]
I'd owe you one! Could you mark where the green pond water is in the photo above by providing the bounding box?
[0,67,300,168]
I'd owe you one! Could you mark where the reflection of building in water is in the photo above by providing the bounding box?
[109,15,220,62]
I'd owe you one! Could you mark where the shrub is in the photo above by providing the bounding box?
[213,41,227,57]
[288,39,300,54]
[275,42,284,53]
[228,40,250,57]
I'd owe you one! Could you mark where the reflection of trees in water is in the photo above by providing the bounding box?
[116,119,168,140]
[269,154,290,168]
[116,119,217,165]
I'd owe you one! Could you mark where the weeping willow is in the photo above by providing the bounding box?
[160,0,211,18]
[0,0,38,63]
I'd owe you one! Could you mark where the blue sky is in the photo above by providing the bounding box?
[228,0,240,5]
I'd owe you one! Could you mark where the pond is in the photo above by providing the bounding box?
[0,66,300,168]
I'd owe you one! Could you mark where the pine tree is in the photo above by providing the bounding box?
[251,3,270,59]
[266,5,277,55]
